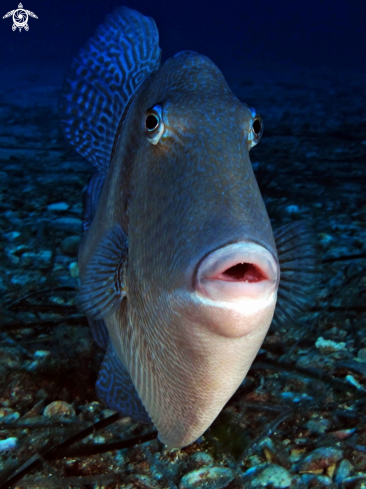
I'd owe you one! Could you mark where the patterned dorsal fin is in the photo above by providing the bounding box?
[59,7,161,172]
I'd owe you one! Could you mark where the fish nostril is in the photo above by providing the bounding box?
[220,263,266,283]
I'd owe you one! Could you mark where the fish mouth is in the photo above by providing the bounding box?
[195,241,279,303]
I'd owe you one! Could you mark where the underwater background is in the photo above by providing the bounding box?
[1,0,366,487]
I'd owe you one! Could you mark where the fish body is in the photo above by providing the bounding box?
[60,7,318,448]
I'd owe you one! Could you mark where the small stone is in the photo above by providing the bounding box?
[34,350,50,359]
[299,474,333,486]
[47,202,69,211]
[305,417,331,434]
[0,407,20,422]
[0,437,18,451]
[4,231,21,241]
[315,337,347,353]
[43,401,76,418]
[335,459,353,484]
[69,262,79,277]
[51,217,83,233]
[298,446,343,473]
[357,348,366,362]
[345,374,364,390]
[318,232,333,245]
[245,464,292,488]
[285,204,299,215]
[60,235,81,256]
[190,452,215,467]
[20,250,52,270]
[179,466,235,489]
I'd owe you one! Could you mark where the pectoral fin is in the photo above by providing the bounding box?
[272,220,320,329]
[78,225,128,320]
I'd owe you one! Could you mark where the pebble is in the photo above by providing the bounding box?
[318,232,333,245]
[60,235,81,256]
[305,416,331,434]
[43,401,76,418]
[3,231,21,241]
[179,466,235,489]
[285,204,299,215]
[315,337,347,353]
[51,217,82,233]
[244,463,292,488]
[190,452,215,467]
[34,350,51,359]
[345,374,364,390]
[47,202,69,211]
[335,459,353,484]
[0,407,20,422]
[298,446,343,473]
[69,262,79,277]
[299,474,333,486]
[19,250,52,269]
[0,437,18,451]
[357,348,366,362]
[10,271,46,286]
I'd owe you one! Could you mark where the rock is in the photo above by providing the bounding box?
[298,474,333,486]
[20,250,52,269]
[0,407,20,422]
[43,401,76,418]
[60,235,81,256]
[0,437,18,452]
[315,337,347,353]
[334,459,353,484]
[285,204,299,215]
[10,271,47,286]
[179,466,235,489]
[244,463,292,488]
[190,452,215,468]
[3,231,21,241]
[357,348,366,362]
[47,202,69,211]
[305,416,331,434]
[298,446,343,473]
[34,350,51,359]
[51,217,82,233]
[69,262,79,277]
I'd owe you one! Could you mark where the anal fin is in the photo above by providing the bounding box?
[96,341,151,423]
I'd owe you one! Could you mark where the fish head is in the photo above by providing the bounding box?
[123,51,279,336]
[110,51,280,446]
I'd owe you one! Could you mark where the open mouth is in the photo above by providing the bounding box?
[219,262,266,282]
[195,241,279,303]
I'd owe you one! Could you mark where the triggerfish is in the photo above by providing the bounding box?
[59,6,318,448]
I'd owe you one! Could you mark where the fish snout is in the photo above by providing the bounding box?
[195,242,279,304]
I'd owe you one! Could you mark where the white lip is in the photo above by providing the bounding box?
[195,242,279,303]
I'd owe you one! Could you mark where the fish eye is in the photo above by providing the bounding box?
[146,114,159,131]
[248,109,263,148]
[253,117,262,136]
[144,104,164,145]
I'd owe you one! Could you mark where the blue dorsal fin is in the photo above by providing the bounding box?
[59,7,161,172]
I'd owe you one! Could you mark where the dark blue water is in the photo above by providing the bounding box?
[1,0,366,73]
